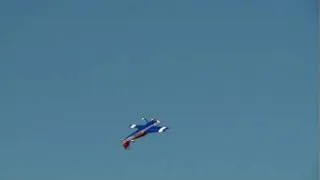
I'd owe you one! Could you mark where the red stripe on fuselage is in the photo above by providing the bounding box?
[133,131,147,140]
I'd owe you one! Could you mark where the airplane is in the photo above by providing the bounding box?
[121,116,169,150]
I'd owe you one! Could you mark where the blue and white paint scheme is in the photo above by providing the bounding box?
[122,116,169,149]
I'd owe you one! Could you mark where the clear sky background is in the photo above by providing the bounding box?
[0,0,318,179]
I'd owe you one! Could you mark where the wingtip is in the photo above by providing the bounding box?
[129,124,136,128]
[159,126,169,132]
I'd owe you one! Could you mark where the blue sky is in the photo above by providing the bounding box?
[0,0,318,179]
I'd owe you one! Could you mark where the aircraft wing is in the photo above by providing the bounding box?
[129,124,144,129]
[146,126,169,133]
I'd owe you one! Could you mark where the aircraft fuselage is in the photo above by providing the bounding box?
[122,119,160,149]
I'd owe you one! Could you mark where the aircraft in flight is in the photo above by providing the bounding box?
[121,116,169,150]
